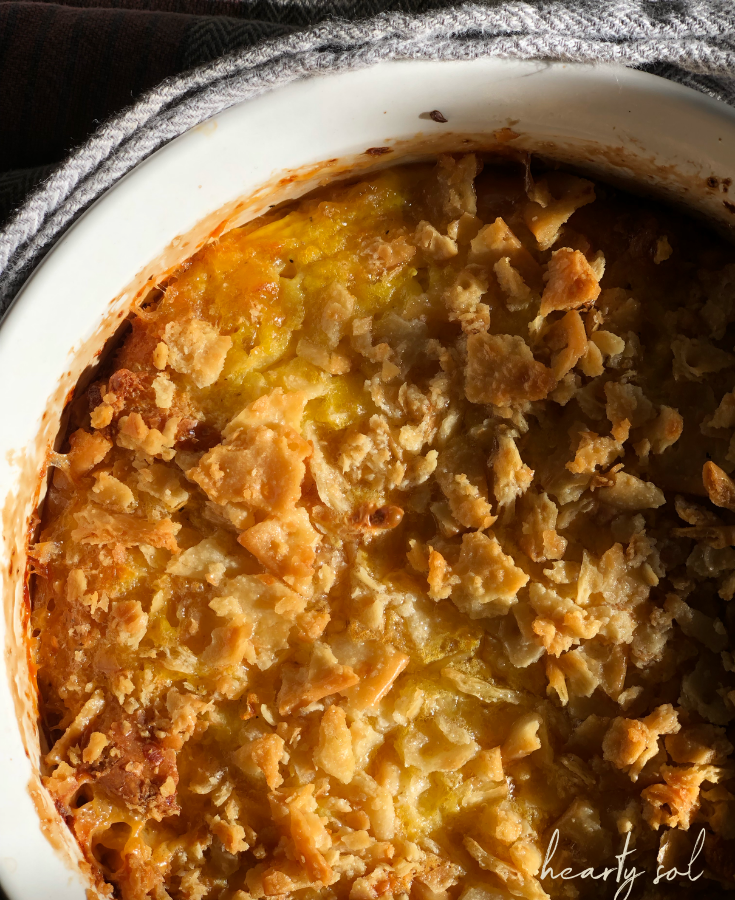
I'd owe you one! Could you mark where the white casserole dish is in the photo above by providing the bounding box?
[1,57,735,900]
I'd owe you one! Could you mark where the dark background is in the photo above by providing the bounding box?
[0,0,459,226]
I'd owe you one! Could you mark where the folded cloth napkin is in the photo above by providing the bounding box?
[1,0,735,316]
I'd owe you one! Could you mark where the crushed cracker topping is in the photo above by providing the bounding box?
[33,156,735,900]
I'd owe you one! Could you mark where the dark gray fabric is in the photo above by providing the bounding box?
[2,0,735,317]
[181,17,294,69]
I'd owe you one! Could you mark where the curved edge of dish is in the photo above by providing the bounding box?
[1,58,735,899]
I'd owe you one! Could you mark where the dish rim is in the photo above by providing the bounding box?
[2,56,735,900]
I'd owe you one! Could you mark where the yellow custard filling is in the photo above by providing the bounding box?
[31,156,735,900]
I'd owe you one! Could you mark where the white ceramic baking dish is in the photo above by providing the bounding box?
[2,57,735,900]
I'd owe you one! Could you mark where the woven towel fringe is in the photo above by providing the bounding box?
[2,0,735,313]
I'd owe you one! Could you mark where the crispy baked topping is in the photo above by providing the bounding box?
[163,318,232,388]
[523,172,595,250]
[465,333,556,407]
[539,247,601,317]
[33,157,735,900]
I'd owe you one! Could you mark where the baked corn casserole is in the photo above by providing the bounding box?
[30,155,735,900]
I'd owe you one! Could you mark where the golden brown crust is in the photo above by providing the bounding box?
[33,157,735,900]
[465,333,556,407]
[703,460,735,510]
[539,247,601,317]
